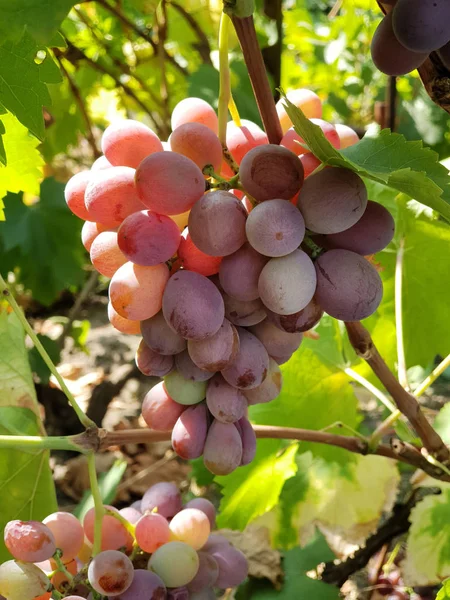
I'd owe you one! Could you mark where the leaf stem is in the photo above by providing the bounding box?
[87,453,104,556]
[218,12,232,145]
[395,238,408,389]
[0,435,87,453]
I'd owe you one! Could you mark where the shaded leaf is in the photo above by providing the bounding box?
[28,334,61,384]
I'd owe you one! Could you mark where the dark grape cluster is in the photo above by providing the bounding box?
[0,483,247,599]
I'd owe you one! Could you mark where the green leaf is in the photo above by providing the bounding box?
[433,404,450,446]
[283,98,450,221]
[437,578,450,600]
[28,334,61,384]
[0,32,62,140]
[69,320,91,353]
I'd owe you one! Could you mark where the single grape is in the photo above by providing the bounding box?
[170,122,223,172]
[266,296,323,333]
[88,550,134,596]
[0,561,50,600]
[169,508,211,550]
[258,250,316,315]
[299,153,321,178]
[42,512,84,564]
[188,191,247,257]
[83,506,132,552]
[164,370,207,405]
[118,210,181,266]
[175,350,214,382]
[219,243,268,302]
[90,231,128,278]
[187,551,219,592]
[110,569,167,600]
[81,221,112,252]
[206,373,247,423]
[171,97,218,134]
[221,327,269,390]
[245,199,305,257]
[315,249,383,321]
[249,320,303,358]
[162,271,224,340]
[136,339,174,377]
[223,291,267,327]
[4,520,56,563]
[297,167,367,234]
[177,231,222,276]
[324,200,395,255]
[239,145,304,202]
[135,513,170,553]
[203,420,243,475]
[244,358,282,405]
[171,403,209,459]
[141,482,183,518]
[183,499,216,529]
[276,88,322,133]
[64,171,92,220]
[392,0,450,53]
[224,119,268,172]
[101,119,163,168]
[148,541,200,588]
[118,506,142,525]
[187,318,239,372]
[272,351,294,366]
[235,416,257,465]
[281,119,340,155]
[135,152,205,215]
[334,124,359,149]
[109,261,169,321]
[202,533,232,551]
[91,155,112,171]
[142,382,186,430]
[141,311,187,356]
[208,543,249,589]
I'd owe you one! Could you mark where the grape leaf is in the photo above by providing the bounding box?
[437,579,450,600]
[283,98,450,221]
[0,32,62,141]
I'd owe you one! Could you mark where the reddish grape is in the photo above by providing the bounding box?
[206,373,247,423]
[334,124,359,148]
[91,155,112,171]
[172,403,209,459]
[187,319,240,372]
[43,512,84,564]
[175,350,214,382]
[141,311,187,355]
[83,506,132,552]
[221,327,269,390]
[236,416,257,465]
[90,231,127,278]
[65,171,92,220]
[135,513,170,553]
[249,320,303,357]
[141,482,183,518]
[244,358,282,405]
[178,230,222,276]
[88,550,134,596]
[107,302,141,335]
[81,221,113,252]
[169,508,211,550]
[219,243,268,302]
[266,296,323,333]
[4,520,56,563]
[101,119,163,168]
[170,122,223,172]
[142,381,185,430]
[223,292,267,327]
[171,97,218,134]
[203,420,243,475]
[136,339,174,377]
[276,88,322,133]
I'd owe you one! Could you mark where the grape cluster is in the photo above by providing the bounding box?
[65,88,394,476]
[371,0,450,76]
[0,483,247,599]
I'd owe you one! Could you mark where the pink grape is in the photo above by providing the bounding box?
[244,358,282,405]
[148,541,200,588]
[81,221,112,252]
[118,506,142,525]
[142,381,185,430]
[111,570,166,600]
[109,261,169,320]
[276,88,323,133]
[171,97,218,134]
[65,171,92,220]
[177,231,222,276]
[135,339,174,377]
[135,513,170,553]
[187,551,219,592]
[107,302,141,335]
[170,122,223,172]
[141,482,182,518]
[162,271,224,340]
[91,155,112,170]
[208,543,249,588]
[85,166,145,227]
[175,350,214,382]
[188,191,247,257]
[236,416,257,465]
[266,296,323,333]
[172,403,209,459]
[206,373,247,423]
[183,499,216,529]
[88,550,134,596]
[221,327,269,390]
[90,231,127,278]
[187,318,239,372]
[169,508,210,550]
[245,199,305,257]
[219,243,268,302]
[135,152,205,215]
[118,210,181,266]
[258,250,316,315]
[141,311,187,355]
[43,512,84,563]
[299,153,321,178]
[281,119,340,155]
[4,520,56,563]
[225,119,268,169]
[249,320,303,357]
[222,292,267,327]
[334,124,359,148]
[203,420,243,475]
[83,506,132,552]
[102,119,163,168]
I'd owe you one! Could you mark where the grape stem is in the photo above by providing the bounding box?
[52,549,74,582]
[104,507,136,537]
[218,12,232,146]
[87,453,105,556]
[0,434,88,453]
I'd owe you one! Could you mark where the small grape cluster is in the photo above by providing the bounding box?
[375,568,436,599]
[65,88,394,476]
[0,482,247,600]
[371,0,450,76]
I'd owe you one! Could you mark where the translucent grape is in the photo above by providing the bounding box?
[142,381,186,430]
[299,153,321,178]
[236,416,257,465]
[187,551,219,592]
[171,98,218,134]
[175,350,214,382]
[109,261,169,320]
[101,119,163,168]
[221,327,269,390]
[0,561,50,600]
[244,358,283,405]
[266,296,324,333]
[85,166,145,227]
[183,499,216,529]
[169,508,210,550]
[148,541,200,588]
[219,243,268,302]
[141,311,186,356]
[118,506,142,525]
[90,231,128,278]
[81,221,112,252]
[206,373,247,423]
[135,513,170,553]
[118,210,181,266]
[334,124,359,149]
[170,123,223,172]
[88,550,134,596]
[83,506,132,552]
[324,200,395,255]
[209,543,249,589]
[203,420,243,475]
[171,403,209,459]
[249,320,303,357]
[177,231,222,276]
[258,250,316,315]
[224,120,268,170]
[108,302,141,334]
[297,167,367,234]
[135,152,205,215]
[4,520,56,563]
[42,512,84,564]
[187,318,239,372]
[111,570,167,600]
[281,119,340,155]
[135,339,174,377]
[245,199,305,257]
[223,292,267,327]
[188,191,247,257]
[64,171,92,220]
[141,482,183,518]
[392,0,450,53]
[162,271,224,340]
[91,155,112,171]
[315,249,383,321]
[164,370,207,405]
[239,145,304,202]
[276,88,322,133]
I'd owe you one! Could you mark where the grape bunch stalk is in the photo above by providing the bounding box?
[65,87,395,477]
[0,483,248,600]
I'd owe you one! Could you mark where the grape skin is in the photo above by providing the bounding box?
[64,171,92,221]
[223,292,267,327]
[135,339,174,377]
[175,350,214,382]
[172,404,209,459]
[183,499,216,529]
[83,506,132,552]
[170,122,223,172]
[111,569,167,600]
[171,97,218,134]
[135,513,170,553]
[101,120,163,169]
[224,120,268,172]
[235,416,257,465]
[187,318,240,372]
[206,373,248,423]
[178,231,222,276]
[203,420,243,475]
[249,320,303,358]
[141,311,187,356]
[81,221,112,252]
[266,297,324,333]
[42,512,84,564]
[219,243,268,302]
[164,370,207,405]
[141,482,182,518]
[87,550,134,596]
[244,358,282,405]
[221,327,269,390]
[392,0,450,53]
[276,88,322,133]
[334,124,359,149]
[4,520,56,563]
[187,551,219,592]
[90,231,127,278]
[208,543,249,589]
[0,561,50,600]
[148,541,200,588]
[142,381,185,431]
[169,508,211,550]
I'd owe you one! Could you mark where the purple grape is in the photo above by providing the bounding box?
[266,297,323,333]
[110,569,167,599]
[236,416,257,465]
[206,373,248,423]
[136,340,174,377]
[223,291,267,326]
[141,482,182,518]
[392,0,450,53]
[221,327,269,390]
[171,404,209,459]
[219,243,268,301]
[244,358,282,405]
[208,543,249,588]
[141,311,187,355]
[167,587,189,600]
[203,420,243,475]
[187,551,219,592]
[249,319,303,358]
[187,319,240,372]
[175,350,215,382]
